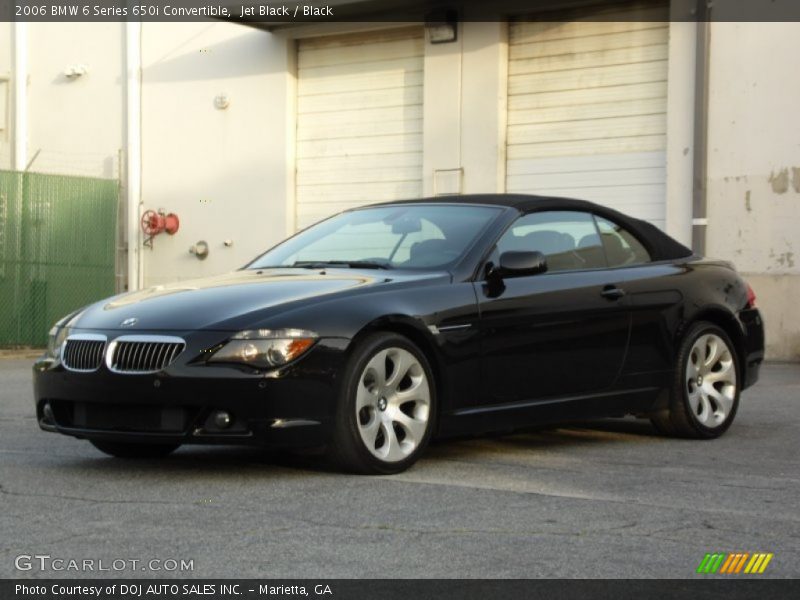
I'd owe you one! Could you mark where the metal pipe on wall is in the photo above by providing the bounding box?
[691,16,711,256]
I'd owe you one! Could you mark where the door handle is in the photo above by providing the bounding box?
[600,285,626,300]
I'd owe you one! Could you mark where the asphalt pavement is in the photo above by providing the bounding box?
[1,359,798,579]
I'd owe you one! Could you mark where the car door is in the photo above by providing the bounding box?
[593,214,685,385]
[476,210,631,405]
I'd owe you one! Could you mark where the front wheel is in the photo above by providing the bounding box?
[90,440,180,459]
[329,332,436,474]
[651,322,740,438]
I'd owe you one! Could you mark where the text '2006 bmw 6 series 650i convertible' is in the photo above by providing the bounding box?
[33,194,764,474]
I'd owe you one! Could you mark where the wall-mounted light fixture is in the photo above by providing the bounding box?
[214,93,230,110]
[64,64,88,79]
[425,9,458,44]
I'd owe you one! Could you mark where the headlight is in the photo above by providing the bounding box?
[208,329,318,368]
[45,308,86,359]
[46,325,70,359]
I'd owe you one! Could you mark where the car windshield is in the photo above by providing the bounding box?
[248,204,502,270]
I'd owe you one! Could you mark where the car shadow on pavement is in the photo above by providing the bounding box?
[58,418,664,477]
[63,444,341,476]
[419,417,665,459]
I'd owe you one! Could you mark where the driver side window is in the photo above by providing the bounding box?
[496,211,606,272]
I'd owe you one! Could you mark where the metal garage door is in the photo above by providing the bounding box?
[295,27,424,230]
[506,2,669,228]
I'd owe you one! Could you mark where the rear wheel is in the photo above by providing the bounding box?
[651,322,740,438]
[90,440,180,459]
[329,332,435,474]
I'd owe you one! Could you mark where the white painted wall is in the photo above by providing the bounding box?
[25,23,125,178]
[460,21,508,194]
[139,23,294,287]
[705,21,800,359]
[422,22,509,196]
[421,24,462,197]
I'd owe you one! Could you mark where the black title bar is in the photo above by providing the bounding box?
[3,0,800,23]
[2,579,797,600]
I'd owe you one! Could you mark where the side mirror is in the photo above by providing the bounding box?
[491,251,548,278]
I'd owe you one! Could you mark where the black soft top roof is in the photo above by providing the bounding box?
[375,193,693,262]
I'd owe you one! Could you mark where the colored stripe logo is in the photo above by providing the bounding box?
[696,552,773,574]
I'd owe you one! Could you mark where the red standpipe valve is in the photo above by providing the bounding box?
[141,210,180,247]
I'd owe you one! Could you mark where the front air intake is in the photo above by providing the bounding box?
[62,335,107,372]
[107,336,185,374]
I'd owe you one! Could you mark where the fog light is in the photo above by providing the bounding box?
[213,410,232,429]
[42,403,55,424]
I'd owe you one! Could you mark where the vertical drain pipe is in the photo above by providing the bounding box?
[125,21,142,291]
[13,22,28,172]
[691,14,711,256]
[665,12,698,247]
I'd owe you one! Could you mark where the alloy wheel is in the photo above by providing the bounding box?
[355,347,431,462]
[685,333,737,428]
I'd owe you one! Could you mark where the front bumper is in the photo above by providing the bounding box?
[33,336,349,448]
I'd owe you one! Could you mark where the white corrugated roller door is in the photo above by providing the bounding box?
[506,2,670,228]
[295,28,424,230]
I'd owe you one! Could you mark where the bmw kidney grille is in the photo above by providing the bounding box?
[62,335,185,374]
[107,337,185,374]
[62,337,107,372]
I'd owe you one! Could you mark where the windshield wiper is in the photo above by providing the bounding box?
[248,265,295,269]
[292,260,390,270]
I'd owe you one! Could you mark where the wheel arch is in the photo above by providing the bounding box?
[346,316,446,431]
[681,306,747,382]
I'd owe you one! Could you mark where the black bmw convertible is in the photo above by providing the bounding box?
[34,195,764,474]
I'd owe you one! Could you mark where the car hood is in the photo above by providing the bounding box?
[69,268,448,332]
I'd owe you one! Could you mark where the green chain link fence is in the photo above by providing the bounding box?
[0,170,119,347]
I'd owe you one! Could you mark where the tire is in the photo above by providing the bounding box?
[651,321,740,439]
[329,332,436,474]
[90,440,180,459]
